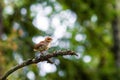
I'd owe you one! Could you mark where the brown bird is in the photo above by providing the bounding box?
[34,37,53,63]
[34,36,53,54]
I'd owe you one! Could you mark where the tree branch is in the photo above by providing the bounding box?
[1,50,77,80]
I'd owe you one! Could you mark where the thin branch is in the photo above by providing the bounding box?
[1,50,77,80]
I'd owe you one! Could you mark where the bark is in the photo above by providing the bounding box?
[0,50,77,80]
[0,3,4,78]
[0,4,4,39]
[112,0,120,68]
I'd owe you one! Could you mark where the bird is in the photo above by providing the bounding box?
[34,36,53,54]
[33,37,53,64]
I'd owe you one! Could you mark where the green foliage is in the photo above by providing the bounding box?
[0,0,119,80]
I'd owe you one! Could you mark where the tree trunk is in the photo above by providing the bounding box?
[0,5,4,39]
[0,3,4,77]
[112,0,120,68]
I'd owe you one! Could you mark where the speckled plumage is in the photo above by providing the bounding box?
[34,37,52,54]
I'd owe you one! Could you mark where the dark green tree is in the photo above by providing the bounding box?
[0,0,120,80]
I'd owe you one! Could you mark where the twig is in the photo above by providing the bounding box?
[1,50,77,80]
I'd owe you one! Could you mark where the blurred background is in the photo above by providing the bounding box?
[0,0,120,80]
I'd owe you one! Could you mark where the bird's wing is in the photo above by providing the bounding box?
[34,41,45,49]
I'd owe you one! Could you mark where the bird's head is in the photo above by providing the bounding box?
[45,37,53,42]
